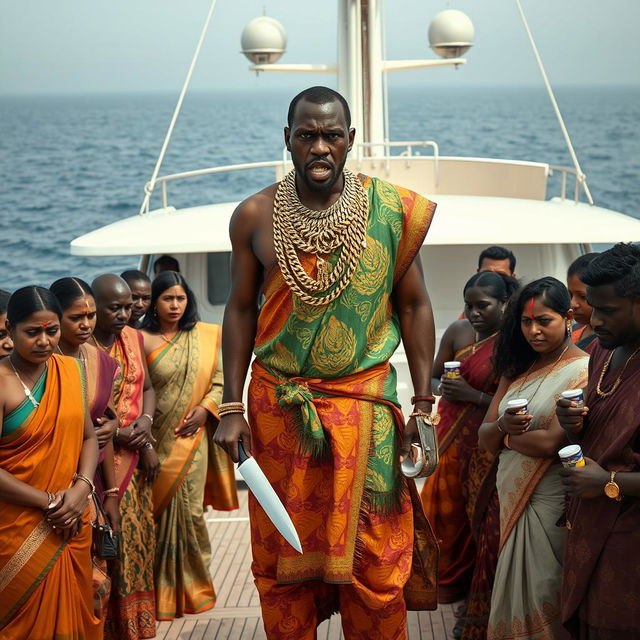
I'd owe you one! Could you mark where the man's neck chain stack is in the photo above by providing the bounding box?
[273,168,369,307]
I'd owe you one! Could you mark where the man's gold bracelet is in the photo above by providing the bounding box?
[219,402,246,418]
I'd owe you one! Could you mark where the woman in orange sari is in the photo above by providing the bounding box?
[0,286,101,639]
[140,271,238,621]
[421,272,518,615]
[51,277,120,624]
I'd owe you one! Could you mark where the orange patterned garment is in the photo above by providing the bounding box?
[0,354,102,639]
[105,326,156,640]
[247,175,439,638]
[420,335,498,604]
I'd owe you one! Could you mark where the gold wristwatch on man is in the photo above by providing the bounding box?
[604,471,622,502]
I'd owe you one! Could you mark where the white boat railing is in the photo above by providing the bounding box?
[548,165,592,205]
[140,142,586,214]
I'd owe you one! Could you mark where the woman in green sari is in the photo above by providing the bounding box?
[140,271,238,622]
[479,278,589,640]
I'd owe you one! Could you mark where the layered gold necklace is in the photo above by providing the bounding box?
[273,168,369,306]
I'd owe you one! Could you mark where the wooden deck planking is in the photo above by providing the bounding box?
[161,488,453,639]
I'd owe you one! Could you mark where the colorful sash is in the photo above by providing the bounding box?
[0,354,101,638]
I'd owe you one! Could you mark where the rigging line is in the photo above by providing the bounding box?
[514,0,593,206]
[139,0,220,215]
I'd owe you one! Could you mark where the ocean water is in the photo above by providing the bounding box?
[0,86,638,291]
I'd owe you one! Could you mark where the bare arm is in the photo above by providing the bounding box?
[393,255,435,461]
[432,322,457,394]
[478,376,511,454]
[214,199,263,462]
[129,355,156,449]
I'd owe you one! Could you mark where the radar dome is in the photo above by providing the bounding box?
[428,9,474,59]
[241,16,287,64]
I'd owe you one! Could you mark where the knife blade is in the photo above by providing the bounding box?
[237,441,303,554]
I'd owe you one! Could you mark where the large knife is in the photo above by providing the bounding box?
[237,441,303,554]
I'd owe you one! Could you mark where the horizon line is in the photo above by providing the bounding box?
[1,82,639,99]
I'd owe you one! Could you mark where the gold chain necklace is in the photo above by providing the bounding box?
[57,343,87,368]
[273,168,369,306]
[471,332,498,355]
[514,344,570,404]
[92,334,114,353]
[8,358,46,408]
[160,330,182,348]
[596,345,640,398]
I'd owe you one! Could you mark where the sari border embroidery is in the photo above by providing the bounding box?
[0,520,52,593]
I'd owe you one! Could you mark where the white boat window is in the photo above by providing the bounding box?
[207,252,232,305]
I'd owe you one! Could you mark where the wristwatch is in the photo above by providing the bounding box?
[604,471,622,502]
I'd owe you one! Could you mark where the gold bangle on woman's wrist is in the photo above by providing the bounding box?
[219,401,246,418]
[73,473,95,493]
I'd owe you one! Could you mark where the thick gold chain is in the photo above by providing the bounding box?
[273,169,369,306]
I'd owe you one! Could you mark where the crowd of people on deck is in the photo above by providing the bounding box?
[0,256,238,640]
[0,242,639,640]
[421,244,640,640]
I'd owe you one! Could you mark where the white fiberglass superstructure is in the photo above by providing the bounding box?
[70,0,640,410]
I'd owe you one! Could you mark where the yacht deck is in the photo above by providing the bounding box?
[156,487,454,640]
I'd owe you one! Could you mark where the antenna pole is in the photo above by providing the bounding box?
[139,0,219,214]
[515,0,593,205]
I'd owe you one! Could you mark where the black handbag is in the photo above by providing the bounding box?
[91,492,119,559]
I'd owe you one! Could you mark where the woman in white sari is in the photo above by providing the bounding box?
[479,277,589,640]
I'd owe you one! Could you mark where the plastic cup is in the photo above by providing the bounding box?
[558,444,585,468]
[507,398,529,415]
[561,389,584,408]
[444,361,461,379]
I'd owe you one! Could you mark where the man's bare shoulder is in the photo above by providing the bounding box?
[231,183,278,228]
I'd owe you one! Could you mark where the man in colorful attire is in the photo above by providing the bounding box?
[214,86,439,639]
[92,274,159,640]
[557,243,640,639]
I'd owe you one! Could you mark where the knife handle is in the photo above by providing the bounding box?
[237,440,250,464]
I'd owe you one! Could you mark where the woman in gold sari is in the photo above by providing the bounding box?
[479,278,589,640]
[140,271,238,621]
[0,286,101,639]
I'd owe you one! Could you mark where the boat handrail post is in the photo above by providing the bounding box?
[161,181,168,209]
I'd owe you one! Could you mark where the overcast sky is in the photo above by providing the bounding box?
[1,0,639,95]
